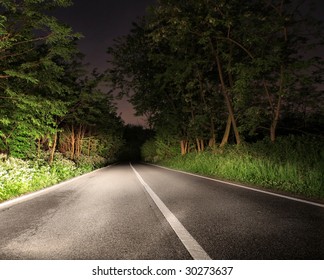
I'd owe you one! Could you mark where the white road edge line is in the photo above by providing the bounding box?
[0,165,113,210]
[130,163,211,260]
[148,163,324,208]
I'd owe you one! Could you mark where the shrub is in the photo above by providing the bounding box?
[50,154,78,180]
[141,139,157,162]
[155,137,179,160]
[74,154,107,171]
[0,152,105,202]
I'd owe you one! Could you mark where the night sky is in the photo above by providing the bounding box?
[54,0,323,126]
[54,0,157,125]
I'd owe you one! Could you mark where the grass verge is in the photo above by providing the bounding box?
[159,137,324,201]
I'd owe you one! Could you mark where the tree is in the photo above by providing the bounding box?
[107,0,324,158]
[0,0,124,163]
[0,0,81,157]
[58,66,124,162]
[232,0,324,141]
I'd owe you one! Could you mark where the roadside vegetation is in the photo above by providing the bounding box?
[142,136,324,200]
[0,152,109,202]
[0,1,123,202]
[108,1,324,201]
[1,1,324,203]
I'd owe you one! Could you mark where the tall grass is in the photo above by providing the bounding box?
[159,136,324,200]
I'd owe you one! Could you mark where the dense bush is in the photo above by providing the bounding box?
[74,154,107,171]
[141,139,158,162]
[0,152,106,202]
[141,135,179,162]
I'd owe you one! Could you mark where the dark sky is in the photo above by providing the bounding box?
[55,0,157,126]
[55,0,157,70]
[54,0,323,126]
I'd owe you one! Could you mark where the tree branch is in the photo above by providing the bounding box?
[216,36,254,59]
[9,33,52,48]
[0,45,37,60]
[263,79,274,114]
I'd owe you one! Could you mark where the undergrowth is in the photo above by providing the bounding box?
[157,136,324,200]
[0,152,107,202]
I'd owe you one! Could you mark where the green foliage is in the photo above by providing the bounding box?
[5,133,36,159]
[1,1,123,163]
[0,1,123,204]
[0,0,81,157]
[0,152,110,202]
[158,136,324,199]
[108,0,324,148]
[141,136,179,162]
[49,152,79,181]
[154,135,179,160]
[56,66,124,163]
[141,139,157,162]
[74,154,107,171]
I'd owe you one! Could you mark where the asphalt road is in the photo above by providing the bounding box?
[0,163,323,260]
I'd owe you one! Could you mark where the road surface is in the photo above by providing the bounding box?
[0,163,323,259]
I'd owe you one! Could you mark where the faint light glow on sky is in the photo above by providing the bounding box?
[54,0,156,126]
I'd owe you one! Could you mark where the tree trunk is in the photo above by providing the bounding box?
[197,71,212,150]
[75,124,84,159]
[270,94,282,142]
[194,139,205,152]
[49,132,57,165]
[200,139,204,152]
[180,140,189,155]
[87,137,91,156]
[266,64,284,143]
[268,3,287,142]
[220,115,231,147]
[180,140,185,155]
[213,43,241,145]
[208,117,216,148]
[209,136,216,148]
[216,62,240,145]
[70,124,75,160]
